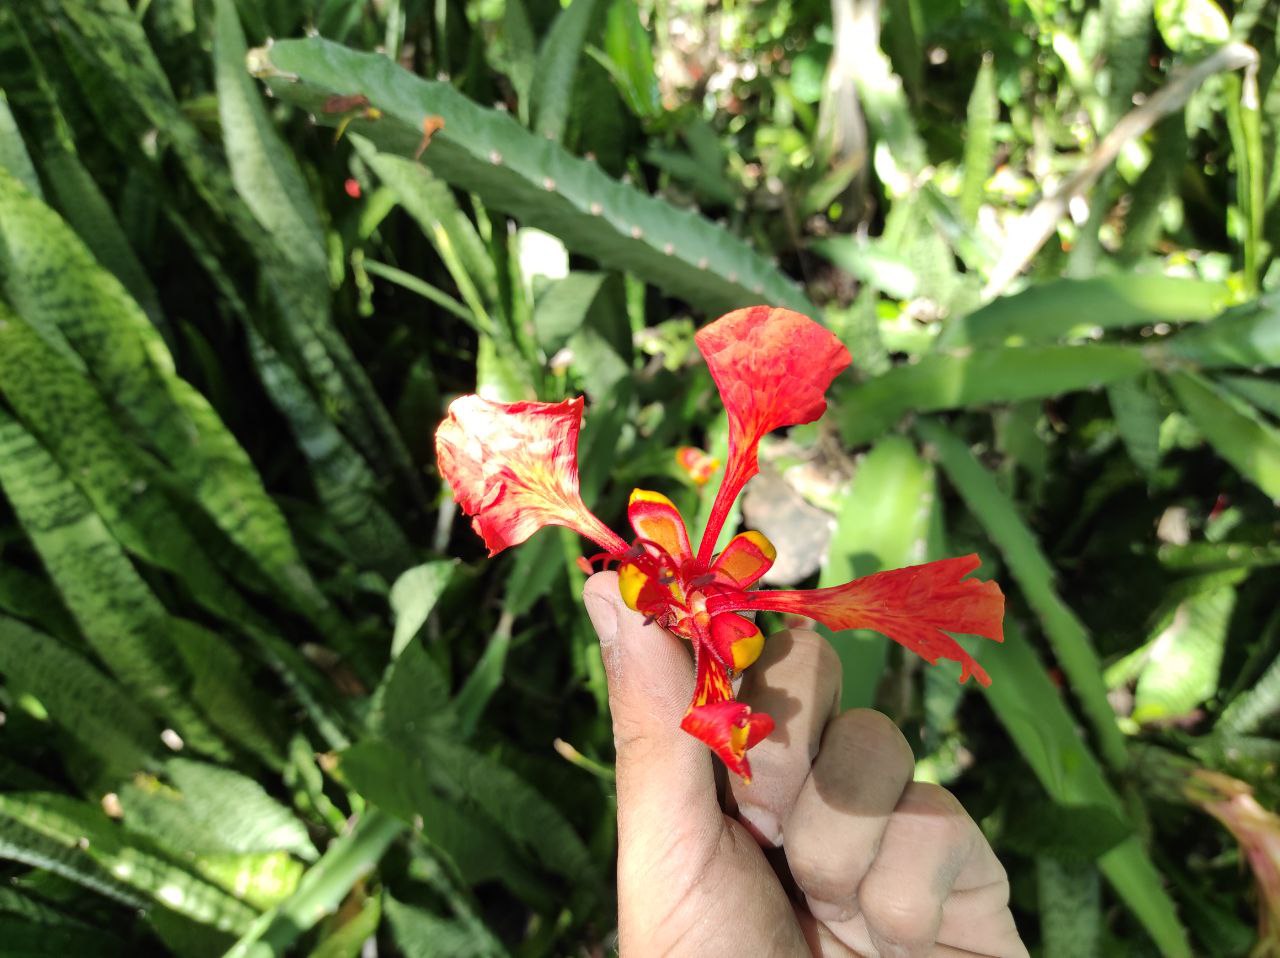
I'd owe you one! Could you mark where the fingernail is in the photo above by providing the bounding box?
[806,897,858,924]
[737,804,781,846]
[583,592,618,646]
[583,591,623,681]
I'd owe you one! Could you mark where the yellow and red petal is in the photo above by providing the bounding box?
[618,559,685,620]
[627,489,693,563]
[711,530,777,589]
[708,612,765,672]
[694,307,851,563]
[676,446,720,486]
[434,395,628,556]
[681,701,775,782]
[708,555,1005,686]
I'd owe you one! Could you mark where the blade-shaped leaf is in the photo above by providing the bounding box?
[1167,370,1280,499]
[937,276,1228,348]
[0,615,154,781]
[0,793,257,934]
[916,418,1129,771]
[841,345,1147,446]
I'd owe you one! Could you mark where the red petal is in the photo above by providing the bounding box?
[681,640,774,780]
[676,446,720,486]
[627,489,693,562]
[707,555,1004,686]
[681,701,774,782]
[694,307,851,563]
[434,395,628,556]
[711,530,776,589]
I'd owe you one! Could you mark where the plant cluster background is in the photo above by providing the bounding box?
[0,0,1276,955]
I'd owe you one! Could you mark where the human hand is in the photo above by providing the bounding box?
[583,572,1028,957]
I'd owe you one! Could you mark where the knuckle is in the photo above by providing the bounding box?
[827,709,914,772]
[858,873,936,944]
[790,852,860,907]
[894,783,978,866]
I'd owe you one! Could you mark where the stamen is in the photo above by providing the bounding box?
[687,572,717,589]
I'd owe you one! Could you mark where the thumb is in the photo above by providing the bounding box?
[582,572,722,839]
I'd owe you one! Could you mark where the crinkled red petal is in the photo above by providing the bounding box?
[434,395,627,556]
[679,638,773,780]
[707,555,1005,686]
[694,307,851,562]
[681,700,774,782]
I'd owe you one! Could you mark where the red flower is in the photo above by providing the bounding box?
[434,306,1005,780]
[676,446,720,486]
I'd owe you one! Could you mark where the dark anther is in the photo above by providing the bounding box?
[688,573,717,589]
[657,573,675,585]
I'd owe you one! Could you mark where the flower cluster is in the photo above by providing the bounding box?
[435,306,1005,780]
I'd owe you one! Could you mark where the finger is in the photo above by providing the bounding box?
[795,908,858,957]
[936,845,1026,957]
[582,572,722,850]
[729,629,842,846]
[784,709,916,921]
[857,782,982,958]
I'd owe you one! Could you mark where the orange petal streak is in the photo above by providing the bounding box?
[694,307,851,563]
[680,640,774,780]
[708,555,1005,685]
[434,395,628,556]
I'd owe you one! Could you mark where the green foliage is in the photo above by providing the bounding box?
[0,0,1274,955]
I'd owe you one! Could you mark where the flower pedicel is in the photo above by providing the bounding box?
[435,306,1005,781]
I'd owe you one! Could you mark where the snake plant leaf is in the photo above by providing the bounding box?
[0,409,228,757]
[0,90,41,197]
[0,615,154,782]
[0,166,334,628]
[120,760,317,862]
[0,815,147,911]
[249,38,811,316]
[0,793,258,934]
